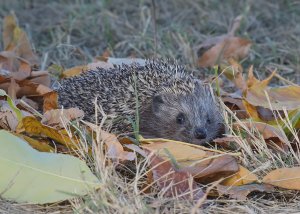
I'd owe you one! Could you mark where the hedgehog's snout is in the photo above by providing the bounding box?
[194,127,207,139]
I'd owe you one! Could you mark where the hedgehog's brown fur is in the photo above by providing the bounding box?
[57,60,225,145]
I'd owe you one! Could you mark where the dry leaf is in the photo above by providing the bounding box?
[142,141,207,162]
[221,165,258,186]
[99,130,136,161]
[142,141,239,183]
[263,167,300,190]
[234,121,289,152]
[62,65,87,78]
[7,78,19,100]
[213,136,242,149]
[246,84,300,111]
[0,101,32,131]
[84,121,135,161]
[42,108,84,129]
[146,152,204,200]
[14,133,54,152]
[19,116,79,149]
[198,37,251,67]
[236,121,288,143]
[216,184,274,200]
[3,15,38,65]
[186,153,239,183]
[43,91,58,112]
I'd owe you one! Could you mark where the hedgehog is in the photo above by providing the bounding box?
[57,60,225,145]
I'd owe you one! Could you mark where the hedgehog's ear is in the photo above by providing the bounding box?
[152,94,164,112]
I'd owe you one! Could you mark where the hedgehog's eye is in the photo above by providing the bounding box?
[176,113,185,125]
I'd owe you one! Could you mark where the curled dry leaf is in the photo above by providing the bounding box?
[186,153,239,184]
[83,121,135,161]
[18,116,79,150]
[216,184,274,200]
[198,37,251,68]
[14,133,54,152]
[99,130,136,161]
[234,121,290,152]
[41,108,84,129]
[142,141,239,183]
[263,167,300,190]
[213,136,242,150]
[0,101,32,131]
[198,16,251,68]
[146,152,204,200]
[3,15,38,65]
[246,84,300,111]
[43,91,58,112]
[235,121,288,144]
[221,165,258,186]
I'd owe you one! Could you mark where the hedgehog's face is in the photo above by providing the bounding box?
[140,85,225,145]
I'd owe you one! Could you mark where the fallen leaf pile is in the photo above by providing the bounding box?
[1,13,300,206]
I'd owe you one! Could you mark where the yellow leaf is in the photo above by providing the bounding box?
[19,116,79,149]
[141,141,207,164]
[62,65,87,78]
[222,165,258,186]
[263,167,300,190]
[242,99,261,121]
[14,133,54,152]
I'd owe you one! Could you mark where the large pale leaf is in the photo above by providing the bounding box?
[263,167,300,190]
[0,130,101,204]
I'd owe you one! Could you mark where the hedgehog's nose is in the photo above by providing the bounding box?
[194,128,207,139]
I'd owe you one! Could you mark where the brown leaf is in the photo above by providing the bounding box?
[237,121,287,143]
[147,152,204,200]
[216,184,274,200]
[186,153,239,184]
[43,91,58,112]
[198,37,251,67]
[30,73,51,87]
[41,108,84,129]
[213,136,242,149]
[7,78,19,100]
[3,15,38,65]
[221,165,258,186]
[3,15,16,50]
[84,122,136,161]
[234,121,289,152]
[222,58,247,91]
[0,101,32,131]
[100,130,136,161]
[263,167,300,190]
[142,141,239,183]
